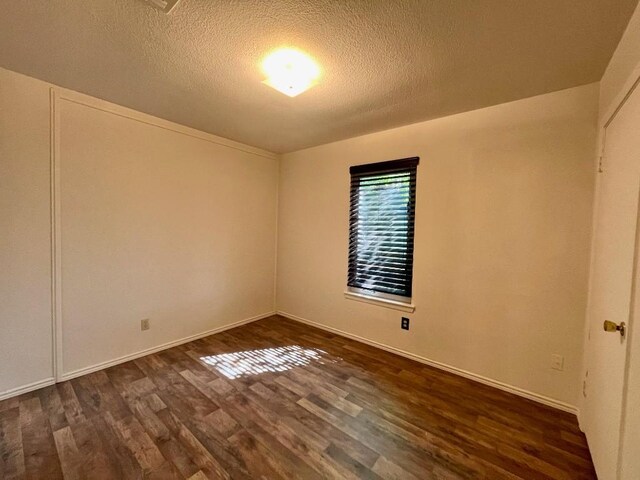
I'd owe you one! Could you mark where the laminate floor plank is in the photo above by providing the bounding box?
[0,315,596,479]
[19,396,63,479]
[0,407,25,479]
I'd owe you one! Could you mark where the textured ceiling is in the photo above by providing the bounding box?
[0,1,637,153]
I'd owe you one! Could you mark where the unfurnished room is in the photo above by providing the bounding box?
[1,1,640,479]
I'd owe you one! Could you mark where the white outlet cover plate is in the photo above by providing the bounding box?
[551,354,564,371]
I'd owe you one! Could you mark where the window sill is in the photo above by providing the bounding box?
[343,291,415,313]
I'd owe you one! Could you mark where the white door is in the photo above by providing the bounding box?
[583,83,640,479]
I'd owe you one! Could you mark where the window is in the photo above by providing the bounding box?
[347,157,419,308]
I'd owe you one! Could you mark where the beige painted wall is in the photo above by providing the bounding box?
[0,68,54,395]
[0,67,278,395]
[277,83,599,408]
[58,95,278,377]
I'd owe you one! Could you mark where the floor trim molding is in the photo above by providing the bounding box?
[0,377,56,402]
[277,310,578,415]
[58,311,276,382]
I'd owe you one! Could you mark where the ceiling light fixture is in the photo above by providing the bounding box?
[261,48,320,97]
[144,0,181,14]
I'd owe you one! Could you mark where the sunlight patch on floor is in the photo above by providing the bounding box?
[200,345,333,379]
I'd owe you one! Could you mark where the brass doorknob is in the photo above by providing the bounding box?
[603,320,626,338]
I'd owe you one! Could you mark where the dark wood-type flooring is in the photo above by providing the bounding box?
[0,315,595,479]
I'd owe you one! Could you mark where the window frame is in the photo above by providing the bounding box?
[346,157,419,311]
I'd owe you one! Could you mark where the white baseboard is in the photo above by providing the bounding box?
[277,310,578,415]
[0,377,56,402]
[58,311,276,382]
[3,310,578,416]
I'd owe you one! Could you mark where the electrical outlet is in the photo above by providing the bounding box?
[401,317,410,330]
[141,319,150,331]
[551,354,564,371]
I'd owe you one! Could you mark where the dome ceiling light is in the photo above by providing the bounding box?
[261,48,321,97]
